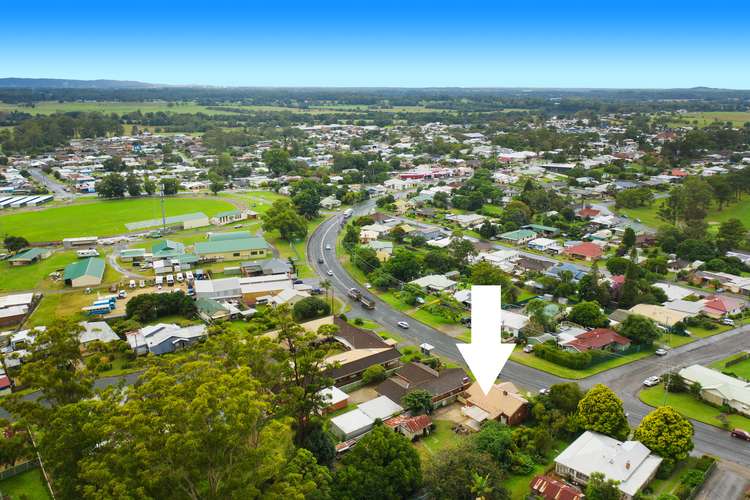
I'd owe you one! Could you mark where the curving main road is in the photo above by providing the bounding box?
[308,198,750,466]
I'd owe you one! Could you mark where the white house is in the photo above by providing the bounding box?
[555,431,662,500]
[527,237,560,252]
[679,364,750,416]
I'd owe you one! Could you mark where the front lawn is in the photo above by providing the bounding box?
[0,468,51,500]
[710,353,750,380]
[511,346,654,380]
[640,384,750,432]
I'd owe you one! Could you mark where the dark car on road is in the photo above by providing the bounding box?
[731,428,750,441]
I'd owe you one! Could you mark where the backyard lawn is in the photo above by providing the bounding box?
[0,197,235,241]
[640,384,750,432]
[0,468,51,500]
[414,420,463,460]
[511,346,654,380]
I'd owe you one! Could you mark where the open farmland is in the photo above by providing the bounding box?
[0,196,235,241]
[671,111,750,128]
[0,100,222,115]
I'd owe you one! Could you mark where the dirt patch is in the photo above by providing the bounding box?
[432,403,466,424]
[346,386,379,404]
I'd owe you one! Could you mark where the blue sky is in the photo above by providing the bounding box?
[2,1,749,88]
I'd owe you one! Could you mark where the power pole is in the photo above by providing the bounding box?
[160,184,166,235]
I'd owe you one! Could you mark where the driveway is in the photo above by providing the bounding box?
[696,461,750,500]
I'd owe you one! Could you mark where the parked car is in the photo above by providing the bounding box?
[643,376,660,387]
[523,344,534,353]
[397,321,410,329]
[722,318,735,326]
[538,388,550,395]
[327,270,333,276]
[293,279,303,285]
[655,348,668,356]
[118,290,127,299]
[325,244,332,250]
[233,224,243,229]
[129,279,136,289]
[731,428,750,441]
[365,283,371,289]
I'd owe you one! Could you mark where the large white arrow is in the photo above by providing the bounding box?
[457,285,514,396]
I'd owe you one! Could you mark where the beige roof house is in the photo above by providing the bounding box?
[628,304,689,327]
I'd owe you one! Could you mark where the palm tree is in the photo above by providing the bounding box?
[320,278,333,313]
[470,472,493,500]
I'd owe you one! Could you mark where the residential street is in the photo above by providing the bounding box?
[308,198,750,466]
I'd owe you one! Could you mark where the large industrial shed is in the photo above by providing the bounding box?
[64,257,105,287]
[194,236,272,261]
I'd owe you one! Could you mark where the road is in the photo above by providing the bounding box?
[308,198,750,466]
[28,167,75,200]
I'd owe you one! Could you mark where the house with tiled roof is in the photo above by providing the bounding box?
[563,328,631,353]
[384,414,433,441]
[576,206,601,219]
[460,381,529,427]
[530,475,583,500]
[376,361,471,408]
[324,317,401,386]
[702,295,746,318]
[563,241,604,261]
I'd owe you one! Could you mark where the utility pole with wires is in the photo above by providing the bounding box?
[160,183,167,235]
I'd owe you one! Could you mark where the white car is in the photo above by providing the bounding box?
[643,376,660,387]
[397,321,410,329]
[538,388,550,395]
[365,283,372,289]
[721,318,735,326]
[327,270,333,276]
[655,348,668,356]
[325,244,332,250]
[523,344,534,353]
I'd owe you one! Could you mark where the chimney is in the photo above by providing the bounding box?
[625,461,631,470]
[503,390,508,396]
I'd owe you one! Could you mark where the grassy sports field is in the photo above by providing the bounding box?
[0,196,235,241]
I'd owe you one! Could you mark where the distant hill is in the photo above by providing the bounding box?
[0,78,163,89]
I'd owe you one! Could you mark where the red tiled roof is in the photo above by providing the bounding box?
[611,274,625,285]
[530,475,584,500]
[671,168,688,177]
[0,375,11,389]
[385,414,433,434]
[563,242,603,258]
[566,328,631,351]
[576,207,600,218]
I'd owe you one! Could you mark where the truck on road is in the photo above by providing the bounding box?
[359,295,375,310]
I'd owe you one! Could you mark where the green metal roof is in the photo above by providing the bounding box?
[500,229,537,241]
[208,231,254,241]
[8,247,47,262]
[195,237,271,255]
[64,257,105,281]
[523,224,559,233]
